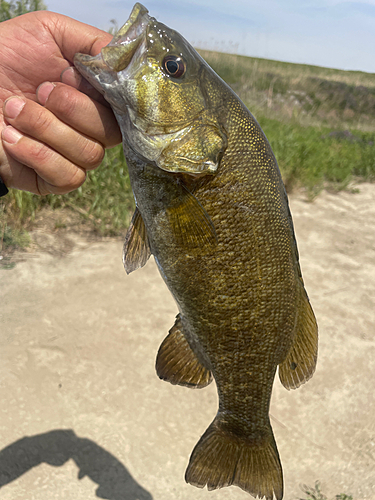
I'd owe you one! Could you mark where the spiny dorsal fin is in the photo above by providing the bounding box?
[123,207,151,275]
[279,286,318,390]
[165,184,217,254]
[156,315,212,388]
[185,415,283,500]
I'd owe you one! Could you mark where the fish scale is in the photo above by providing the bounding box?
[74,3,318,499]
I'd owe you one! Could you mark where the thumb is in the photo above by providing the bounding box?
[44,12,113,62]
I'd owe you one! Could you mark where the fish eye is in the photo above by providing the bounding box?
[162,55,186,78]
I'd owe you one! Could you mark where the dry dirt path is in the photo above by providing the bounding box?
[0,184,374,500]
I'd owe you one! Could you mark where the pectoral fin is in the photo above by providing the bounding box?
[166,183,217,253]
[279,287,318,390]
[158,123,227,176]
[122,208,151,274]
[156,315,212,388]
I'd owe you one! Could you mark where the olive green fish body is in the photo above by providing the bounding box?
[74,4,318,499]
[125,95,300,499]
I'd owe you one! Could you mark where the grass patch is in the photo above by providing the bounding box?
[0,144,134,239]
[300,481,353,500]
[0,212,30,253]
[199,49,375,194]
[199,49,375,131]
[258,117,375,194]
[57,144,135,236]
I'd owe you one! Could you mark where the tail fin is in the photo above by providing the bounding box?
[185,416,283,500]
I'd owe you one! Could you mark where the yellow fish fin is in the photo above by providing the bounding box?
[279,286,318,390]
[122,207,151,274]
[156,314,212,388]
[185,416,283,500]
[158,123,227,176]
[166,183,217,253]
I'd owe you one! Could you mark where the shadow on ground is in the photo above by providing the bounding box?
[0,429,152,500]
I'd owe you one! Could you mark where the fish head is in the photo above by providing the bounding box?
[74,2,227,176]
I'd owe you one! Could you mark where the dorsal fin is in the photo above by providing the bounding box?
[123,207,151,274]
[278,286,318,390]
[156,315,212,388]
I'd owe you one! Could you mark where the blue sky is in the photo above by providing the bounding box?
[46,0,375,73]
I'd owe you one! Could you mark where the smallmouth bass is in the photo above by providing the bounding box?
[74,4,318,499]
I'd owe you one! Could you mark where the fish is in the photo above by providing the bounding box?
[74,4,318,499]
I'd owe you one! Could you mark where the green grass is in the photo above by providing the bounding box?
[300,481,353,500]
[200,49,375,193]
[1,50,375,248]
[55,144,135,235]
[259,117,375,193]
[0,208,30,251]
[199,49,375,131]
[0,145,134,249]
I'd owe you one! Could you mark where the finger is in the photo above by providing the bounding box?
[3,96,106,169]
[0,153,39,194]
[60,66,109,107]
[37,81,121,148]
[1,126,86,195]
[0,149,81,196]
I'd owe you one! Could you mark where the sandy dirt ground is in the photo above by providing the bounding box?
[0,184,374,500]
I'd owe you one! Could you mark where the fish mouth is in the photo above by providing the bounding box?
[74,3,150,88]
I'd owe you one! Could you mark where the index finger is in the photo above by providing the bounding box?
[60,66,109,106]
[36,81,121,148]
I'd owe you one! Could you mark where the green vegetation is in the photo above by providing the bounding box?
[300,481,353,500]
[1,49,375,251]
[260,118,375,195]
[0,206,30,250]
[0,144,134,241]
[199,49,375,131]
[0,0,46,21]
[200,49,375,194]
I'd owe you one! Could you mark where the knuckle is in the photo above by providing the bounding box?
[29,141,53,165]
[36,177,51,196]
[31,108,53,136]
[66,168,86,191]
[50,86,79,120]
[38,170,86,195]
[49,166,86,193]
[80,140,105,169]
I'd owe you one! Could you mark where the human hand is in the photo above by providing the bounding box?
[0,11,122,195]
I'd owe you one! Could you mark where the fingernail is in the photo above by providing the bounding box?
[61,66,82,87]
[4,97,25,119]
[37,82,55,106]
[2,126,23,144]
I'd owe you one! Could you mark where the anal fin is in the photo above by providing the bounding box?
[123,207,151,274]
[279,286,318,390]
[156,315,212,389]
